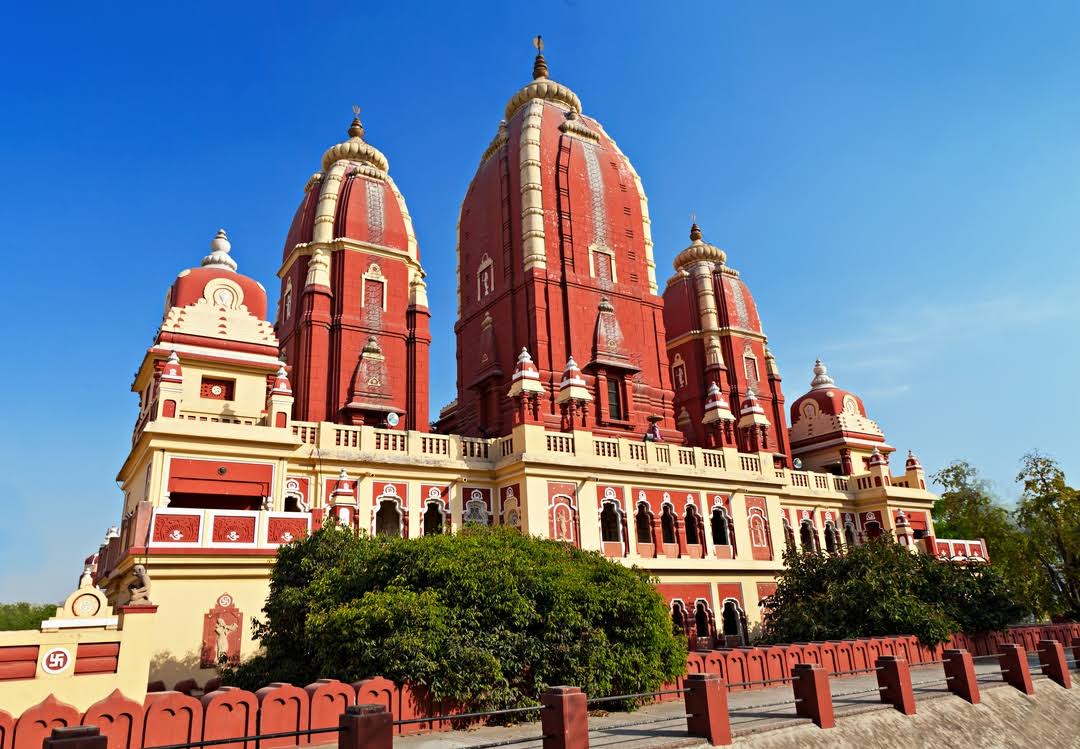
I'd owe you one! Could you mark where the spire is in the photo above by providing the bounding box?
[738,386,770,428]
[160,350,183,383]
[532,34,548,79]
[556,356,592,403]
[810,359,835,390]
[321,106,389,172]
[508,347,545,398]
[201,229,238,272]
[869,446,887,467]
[270,364,292,395]
[702,381,734,423]
[348,104,364,139]
[689,222,702,242]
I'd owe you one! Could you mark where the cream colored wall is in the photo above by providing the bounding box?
[106,557,273,689]
[0,610,158,715]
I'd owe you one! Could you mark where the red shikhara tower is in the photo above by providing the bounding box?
[438,39,678,439]
[277,111,430,430]
[662,224,790,460]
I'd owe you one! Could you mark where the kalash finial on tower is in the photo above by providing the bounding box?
[201,229,237,272]
[533,34,549,79]
[348,104,364,139]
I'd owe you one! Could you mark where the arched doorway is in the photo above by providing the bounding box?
[694,601,714,649]
[375,498,402,537]
[721,599,745,646]
[423,501,444,536]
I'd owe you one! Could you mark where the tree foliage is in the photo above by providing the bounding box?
[223,525,686,708]
[932,454,1080,621]
[0,602,56,631]
[932,461,1053,619]
[759,539,1022,646]
[1015,452,1080,619]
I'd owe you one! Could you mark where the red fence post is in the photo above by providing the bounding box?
[540,687,588,749]
[792,663,834,729]
[998,643,1035,695]
[875,656,916,715]
[684,673,732,746]
[942,649,980,705]
[41,728,106,749]
[1037,639,1071,689]
[337,705,391,749]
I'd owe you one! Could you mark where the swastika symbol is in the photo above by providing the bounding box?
[42,648,70,674]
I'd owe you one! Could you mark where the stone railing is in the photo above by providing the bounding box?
[289,422,500,465]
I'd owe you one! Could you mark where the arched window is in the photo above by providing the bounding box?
[824,521,838,554]
[711,508,731,546]
[600,501,622,543]
[635,502,653,544]
[721,599,744,644]
[661,505,677,545]
[783,518,796,550]
[375,498,402,538]
[684,506,700,545]
[694,601,712,640]
[844,522,857,548]
[606,377,624,420]
[423,501,444,536]
[864,521,883,541]
[799,520,817,552]
[671,601,687,636]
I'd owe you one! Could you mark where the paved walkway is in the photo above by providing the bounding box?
[377,654,1067,749]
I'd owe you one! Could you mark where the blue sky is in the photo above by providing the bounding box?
[2,2,1078,601]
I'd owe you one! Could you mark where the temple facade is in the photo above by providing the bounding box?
[88,41,987,687]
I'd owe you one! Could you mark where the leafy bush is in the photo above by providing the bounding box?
[759,538,1023,646]
[223,525,686,709]
[0,602,57,631]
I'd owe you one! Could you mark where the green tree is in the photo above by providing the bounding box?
[1015,452,1080,620]
[0,602,56,631]
[759,539,1021,646]
[223,525,686,709]
[932,461,1053,619]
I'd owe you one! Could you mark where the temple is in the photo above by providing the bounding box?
[87,40,988,687]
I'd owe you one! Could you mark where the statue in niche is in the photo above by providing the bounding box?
[215,617,238,659]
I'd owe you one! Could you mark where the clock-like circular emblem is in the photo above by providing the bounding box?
[217,594,234,608]
[211,384,224,396]
[72,593,100,617]
[213,287,236,307]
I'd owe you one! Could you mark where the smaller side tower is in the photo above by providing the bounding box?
[131,230,286,445]
[662,223,789,459]
[788,360,893,474]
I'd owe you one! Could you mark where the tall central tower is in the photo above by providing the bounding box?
[438,40,678,439]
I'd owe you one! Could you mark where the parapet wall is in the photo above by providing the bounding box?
[1,623,1076,749]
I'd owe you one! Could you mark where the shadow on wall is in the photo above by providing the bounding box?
[150,650,218,692]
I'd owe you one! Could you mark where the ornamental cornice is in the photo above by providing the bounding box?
[505,79,581,120]
[321,138,389,173]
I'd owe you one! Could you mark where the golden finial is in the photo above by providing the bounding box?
[348,104,364,139]
[689,212,702,242]
[532,34,549,79]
